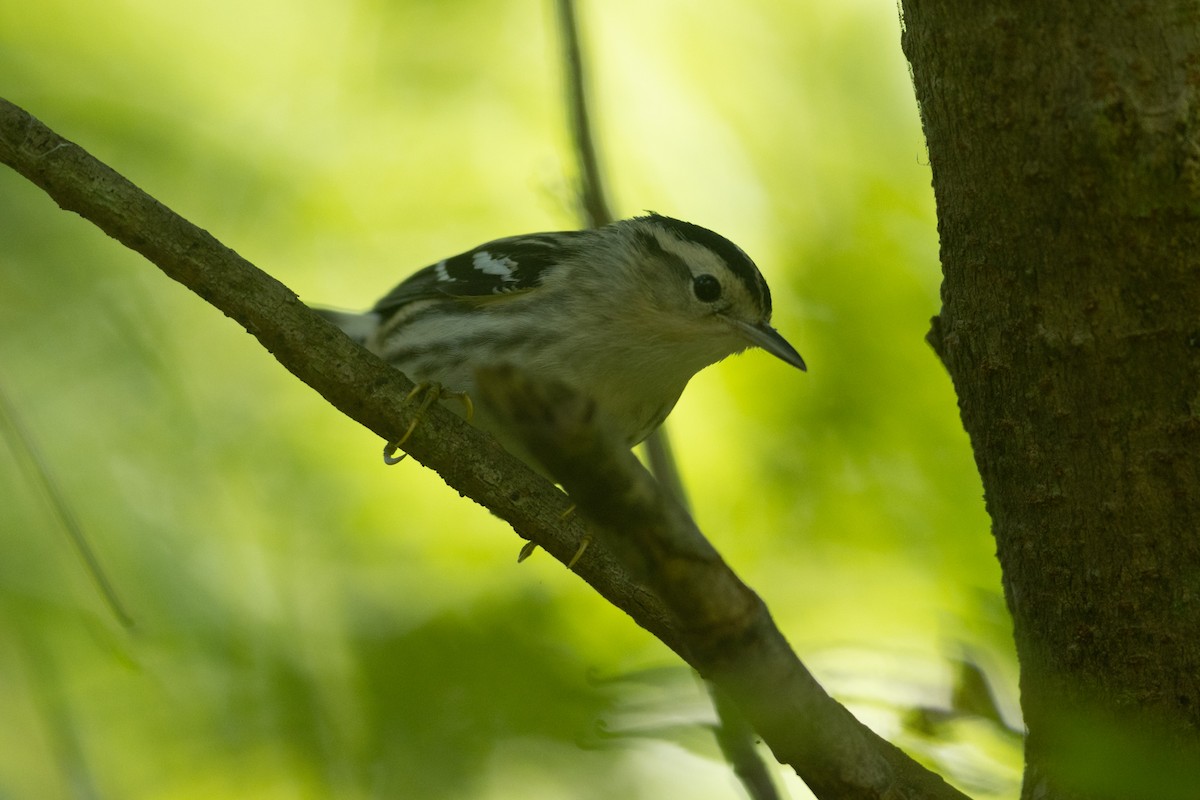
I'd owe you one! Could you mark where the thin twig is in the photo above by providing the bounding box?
[553,3,781,797]
[556,0,612,228]
[0,378,135,629]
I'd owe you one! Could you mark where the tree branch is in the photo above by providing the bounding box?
[0,97,970,800]
[475,366,970,799]
[0,96,678,654]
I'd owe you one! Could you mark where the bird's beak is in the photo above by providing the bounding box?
[729,318,807,372]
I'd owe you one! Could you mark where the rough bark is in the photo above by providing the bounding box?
[901,3,1200,797]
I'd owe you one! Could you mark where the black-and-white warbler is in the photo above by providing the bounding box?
[319,213,805,469]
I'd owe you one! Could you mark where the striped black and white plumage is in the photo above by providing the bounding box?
[318,213,805,461]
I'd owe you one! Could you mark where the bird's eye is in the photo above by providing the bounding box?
[692,274,722,303]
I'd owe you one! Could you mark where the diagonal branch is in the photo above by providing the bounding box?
[475,365,971,799]
[0,97,971,800]
[0,96,679,656]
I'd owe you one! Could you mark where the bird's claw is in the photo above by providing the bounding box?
[382,382,473,465]
[516,504,588,567]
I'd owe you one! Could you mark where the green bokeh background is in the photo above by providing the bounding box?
[0,1,1021,797]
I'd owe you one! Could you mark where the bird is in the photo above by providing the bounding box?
[318,215,804,566]
[317,214,805,472]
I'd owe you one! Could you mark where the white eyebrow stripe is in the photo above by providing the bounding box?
[472,250,516,279]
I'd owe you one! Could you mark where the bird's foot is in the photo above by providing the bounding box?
[382,382,474,465]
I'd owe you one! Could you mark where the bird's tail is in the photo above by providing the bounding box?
[314,308,379,346]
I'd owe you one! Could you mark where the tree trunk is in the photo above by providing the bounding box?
[901,3,1200,797]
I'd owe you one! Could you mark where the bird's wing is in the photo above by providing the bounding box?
[371,231,584,315]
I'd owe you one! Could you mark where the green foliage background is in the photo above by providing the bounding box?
[0,1,1020,797]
